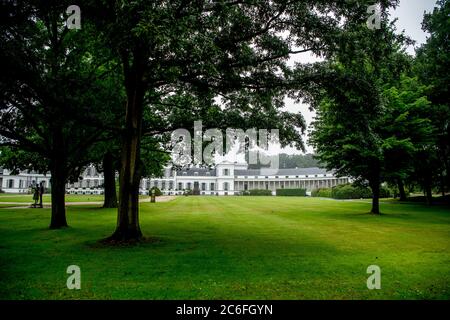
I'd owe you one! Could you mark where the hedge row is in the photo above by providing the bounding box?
[276,188,307,196]
[311,184,392,199]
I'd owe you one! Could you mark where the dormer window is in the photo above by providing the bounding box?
[194,172,198,176]
[206,172,210,176]
[182,172,187,175]
[223,169,229,176]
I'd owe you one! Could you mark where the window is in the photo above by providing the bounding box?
[194,172,198,176]
[201,183,206,191]
[223,169,229,176]
[223,182,229,191]
[169,181,173,190]
[187,182,192,189]
[210,183,215,191]
[7,179,14,188]
[178,182,182,190]
[182,172,187,175]
[162,181,166,190]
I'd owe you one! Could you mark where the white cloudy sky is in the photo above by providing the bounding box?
[283,0,438,155]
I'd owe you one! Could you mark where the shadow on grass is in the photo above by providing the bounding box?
[86,236,164,249]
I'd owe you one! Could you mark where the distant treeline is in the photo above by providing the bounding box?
[248,153,320,169]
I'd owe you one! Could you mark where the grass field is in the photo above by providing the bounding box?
[0,196,448,299]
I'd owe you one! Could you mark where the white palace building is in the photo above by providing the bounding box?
[1,161,350,196]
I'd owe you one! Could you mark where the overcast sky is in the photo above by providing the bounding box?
[283,0,438,155]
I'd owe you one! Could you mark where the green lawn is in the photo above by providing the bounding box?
[0,194,149,203]
[0,196,448,299]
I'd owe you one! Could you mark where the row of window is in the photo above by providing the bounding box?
[67,179,103,188]
[180,169,231,176]
[3,179,48,189]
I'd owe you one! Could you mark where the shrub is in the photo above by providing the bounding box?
[331,184,372,199]
[276,189,307,196]
[243,189,272,196]
[311,188,332,198]
[313,184,392,199]
[149,187,162,196]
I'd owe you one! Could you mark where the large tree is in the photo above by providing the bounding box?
[0,0,121,228]
[381,76,434,203]
[83,0,396,241]
[414,0,450,198]
[307,11,411,214]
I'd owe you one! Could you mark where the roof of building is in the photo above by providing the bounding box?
[177,168,216,176]
[235,167,330,176]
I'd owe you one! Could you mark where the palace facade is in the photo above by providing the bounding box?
[0,161,350,195]
[144,161,350,196]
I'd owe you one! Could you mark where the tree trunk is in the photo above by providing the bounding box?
[108,64,145,242]
[102,152,118,208]
[397,179,407,201]
[49,157,68,229]
[369,177,381,215]
[425,183,433,206]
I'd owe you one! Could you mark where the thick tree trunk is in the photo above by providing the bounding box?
[108,67,145,242]
[369,177,381,215]
[397,179,407,201]
[102,152,118,208]
[49,158,68,229]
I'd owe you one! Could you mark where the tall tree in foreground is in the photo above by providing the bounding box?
[0,1,120,227]
[84,0,390,241]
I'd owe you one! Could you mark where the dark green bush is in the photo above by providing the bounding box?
[331,184,372,199]
[313,184,392,199]
[276,189,307,196]
[149,187,162,196]
[311,188,332,198]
